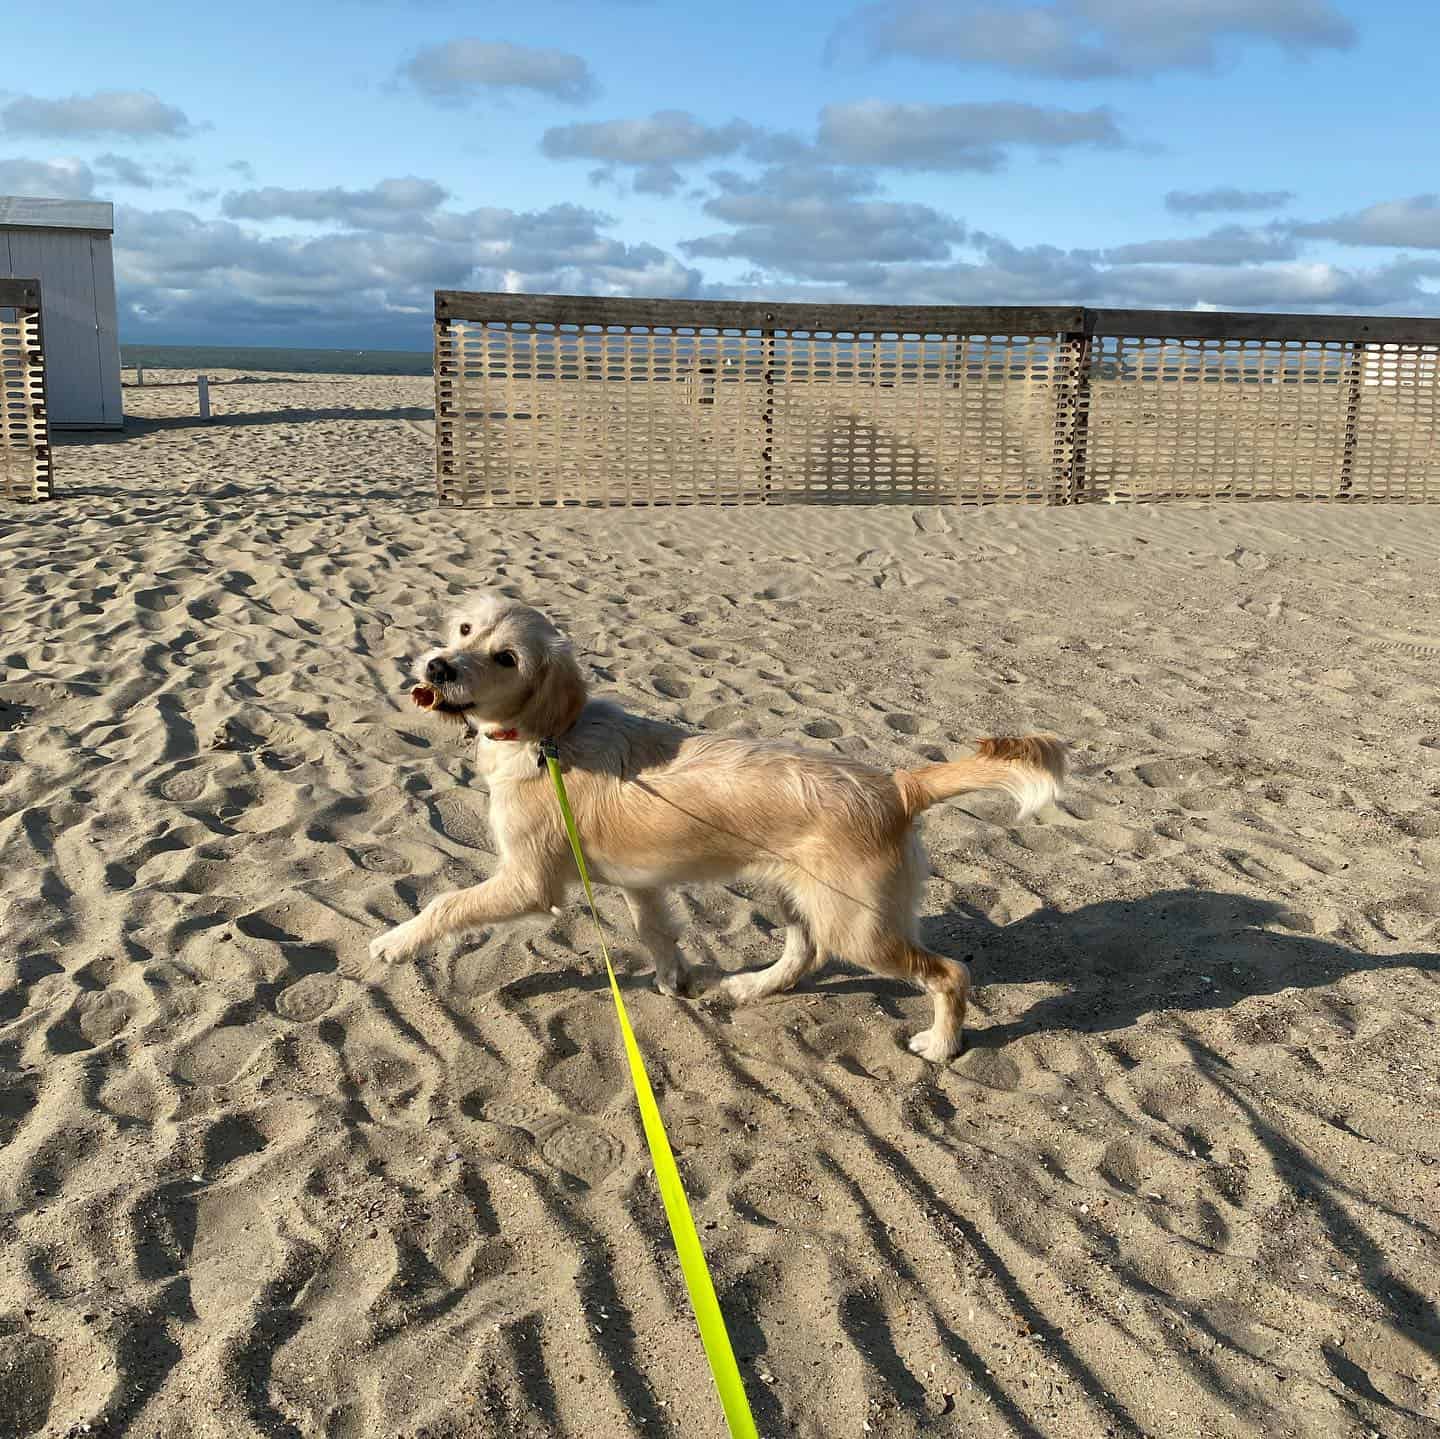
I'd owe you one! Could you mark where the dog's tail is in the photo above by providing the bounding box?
[894,735,1067,823]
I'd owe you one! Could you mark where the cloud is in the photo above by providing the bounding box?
[815,99,1127,170]
[227,160,257,181]
[1101,224,1299,265]
[92,154,157,189]
[542,111,762,167]
[541,100,1133,194]
[221,177,451,230]
[0,156,95,198]
[112,200,700,344]
[1165,187,1296,215]
[0,89,195,139]
[714,240,1440,316]
[680,166,966,279]
[399,39,597,105]
[539,111,781,192]
[838,0,1356,79]
[1293,195,1440,250]
[87,154,193,191]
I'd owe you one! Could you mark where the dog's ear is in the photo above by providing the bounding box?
[522,640,587,738]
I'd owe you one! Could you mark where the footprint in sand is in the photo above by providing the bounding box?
[173,1025,270,1086]
[75,990,134,1045]
[477,1101,622,1186]
[276,973,341,1023]
[156,766,209,803]
[650,668,692,700]
[953,1048,1021,1091]
[0,1329,58,1436]
[354,845,412,876]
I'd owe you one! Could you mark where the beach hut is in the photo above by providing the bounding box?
[0,195,123,429]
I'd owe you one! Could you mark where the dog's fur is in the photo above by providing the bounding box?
[371,592,1067,1061]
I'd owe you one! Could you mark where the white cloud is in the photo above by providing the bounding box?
[1293,196,1440,250]
[0,89,195,139]
[0,156,95,198]
[1165,187,1295,215]
[837,0,1356,78]
[815,99,1127,170]
[399,39,597,105]
[221,177,450,230]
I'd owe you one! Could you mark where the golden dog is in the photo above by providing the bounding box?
[372,592,1066,1061]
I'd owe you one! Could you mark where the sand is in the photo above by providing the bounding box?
[0,371,1437,1438]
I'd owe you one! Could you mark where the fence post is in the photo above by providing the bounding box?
[1051,321,1093,505]
[761,316,776,503]
[434,316,459,505]
[197,373,211,420]
[1338,341,1366,498]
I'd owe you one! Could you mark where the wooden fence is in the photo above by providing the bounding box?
[0,278,52,502]
[433,292,1440,508]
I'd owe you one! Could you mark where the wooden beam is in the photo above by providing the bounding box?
[1087,308,1440,345]
[434,291,1440,347]
[435,290,1085,336]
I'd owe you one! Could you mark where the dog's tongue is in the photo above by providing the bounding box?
[410,684,438,710]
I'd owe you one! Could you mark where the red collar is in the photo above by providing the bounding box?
[484,728,522,742]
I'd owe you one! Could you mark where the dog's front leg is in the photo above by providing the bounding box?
[370,870,552,962]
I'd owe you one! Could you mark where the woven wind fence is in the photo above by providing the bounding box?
[0,279,52,503]
[433,292,1440,508]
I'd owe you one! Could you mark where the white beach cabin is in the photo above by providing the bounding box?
[0,195,123,429]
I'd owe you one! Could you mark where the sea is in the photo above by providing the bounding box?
[119,345,432,376]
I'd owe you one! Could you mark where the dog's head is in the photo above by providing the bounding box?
[410,592,587,738]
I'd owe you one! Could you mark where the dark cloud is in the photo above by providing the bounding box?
[0,89,195,139]
[112,200,700,345]
[93,154,157,189]
[89,154,193,191]
[399,39,596,105]
[680,166,966,278]
[221,177,451,230]
[815,99,1127,170]
[837,0,1356,79]
[1293,195,1440,250]
[1165,186,1296,215]
[1101,225,1299,265]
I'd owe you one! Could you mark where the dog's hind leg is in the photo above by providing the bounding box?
[893,943,970,1062]
[623,888,692,997]
[719,905,822,1006]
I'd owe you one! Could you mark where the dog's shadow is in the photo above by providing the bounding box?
[917,887,1436,1049]
[502,887,1437,1047]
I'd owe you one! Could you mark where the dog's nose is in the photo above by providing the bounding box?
[425,656,457,684]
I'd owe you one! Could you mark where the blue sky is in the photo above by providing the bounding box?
[3,0,1436,346]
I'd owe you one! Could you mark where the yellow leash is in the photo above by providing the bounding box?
[540,739,760,1439]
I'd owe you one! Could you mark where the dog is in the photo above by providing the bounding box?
[370,592,1066,1061]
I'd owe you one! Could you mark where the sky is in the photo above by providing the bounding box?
[2,0,1436,348]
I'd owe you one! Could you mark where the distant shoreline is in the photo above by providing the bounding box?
[119,343,432,377]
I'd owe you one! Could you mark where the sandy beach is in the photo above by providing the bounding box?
[1,371,1437,1438]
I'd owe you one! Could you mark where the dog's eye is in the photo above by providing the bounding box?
[458,624,471,638]
[494,650,517,668]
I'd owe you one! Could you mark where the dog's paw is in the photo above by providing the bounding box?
[908,1027,962,1063]
[370,920,422,963]
[653,968,696,999]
